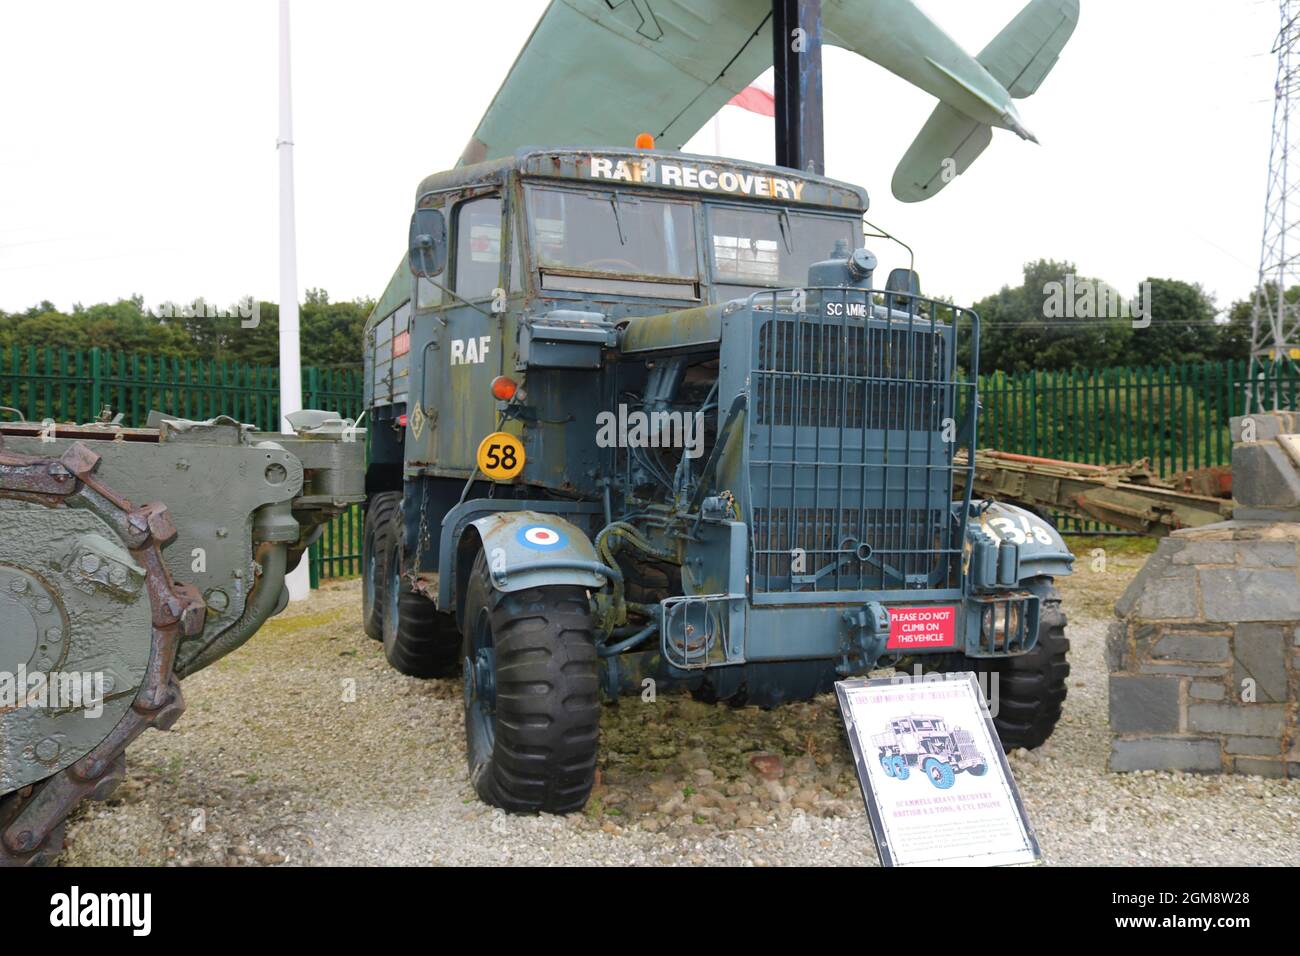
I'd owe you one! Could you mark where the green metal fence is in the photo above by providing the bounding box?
[0,346,365,586]
[979,358,1300,530]
[302,366,366,587]
[5,348,1299,568]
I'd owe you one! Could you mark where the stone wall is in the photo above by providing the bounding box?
[1107,412,1300,778]
[1107,524,1300,777]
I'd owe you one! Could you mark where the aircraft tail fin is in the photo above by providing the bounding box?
[891,0,1078,201]
[891,103,992,204]
[977,0,1080,99]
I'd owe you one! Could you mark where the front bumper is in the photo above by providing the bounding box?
[657,589,1041,673]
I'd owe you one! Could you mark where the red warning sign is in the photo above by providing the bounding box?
[885,605,958,650]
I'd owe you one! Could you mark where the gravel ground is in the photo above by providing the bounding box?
[60,544,1300,866]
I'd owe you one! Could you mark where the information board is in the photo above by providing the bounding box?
[835,672,1040,867]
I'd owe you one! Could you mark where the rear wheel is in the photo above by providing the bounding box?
[462,549,600,814]
[362,492,400,641]
[380,513,460,678]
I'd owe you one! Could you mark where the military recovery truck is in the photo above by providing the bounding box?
[362,146,1073,814]
[0,411,363,864]
[872,715,986,789]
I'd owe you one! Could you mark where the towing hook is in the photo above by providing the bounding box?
[842,600,891,665]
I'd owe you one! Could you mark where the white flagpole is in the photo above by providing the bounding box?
[713,112,722,156]
[278,0,309,601]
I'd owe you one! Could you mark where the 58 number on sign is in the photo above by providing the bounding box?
[476,431,525,480]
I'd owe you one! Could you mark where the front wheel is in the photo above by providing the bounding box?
[926,576,1070,750]
[989,577,1070,749]
[922,757,955,790]
[461,550,600,814]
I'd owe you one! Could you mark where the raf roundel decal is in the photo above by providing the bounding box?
[517,525,567,550]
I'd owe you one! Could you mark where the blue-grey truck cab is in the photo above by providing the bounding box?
[362,147,1073,813]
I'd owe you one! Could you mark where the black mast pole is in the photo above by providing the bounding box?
[772,0,825,175]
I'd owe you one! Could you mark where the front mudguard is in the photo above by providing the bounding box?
[465,511,611,595]
[965,500,1074,586]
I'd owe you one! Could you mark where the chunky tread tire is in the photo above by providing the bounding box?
[991,577,1070,749]
[362,492,400,641]
[463,550,600,814]
[930,576,1070,750]
[381,511,460,678]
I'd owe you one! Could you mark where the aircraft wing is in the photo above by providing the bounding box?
[459,0,771,165]
[458,0,1078,205]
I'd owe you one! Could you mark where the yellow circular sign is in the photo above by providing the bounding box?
[476,431,526,481]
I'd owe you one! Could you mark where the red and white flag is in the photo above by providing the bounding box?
[726,83,775,117]
[706,73,775,157]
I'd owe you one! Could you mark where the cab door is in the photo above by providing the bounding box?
[407,190,507,476]
[435,192,506,473]
[897,718,918,756]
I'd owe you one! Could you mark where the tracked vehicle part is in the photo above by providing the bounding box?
[0,412,364,864]
[0,414,365,677]
[0,439,204,865]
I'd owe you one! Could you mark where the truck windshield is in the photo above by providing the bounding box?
[526,185,697,280]
[708,206,858,291]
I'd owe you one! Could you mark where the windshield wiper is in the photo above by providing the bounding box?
[609,193,628,246]
[777,208,793,254]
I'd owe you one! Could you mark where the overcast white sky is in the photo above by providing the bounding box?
[0,0,1282,315]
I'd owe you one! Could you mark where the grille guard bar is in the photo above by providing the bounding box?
[736,286,980,605]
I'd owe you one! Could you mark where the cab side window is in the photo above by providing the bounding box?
[454,195,502,301]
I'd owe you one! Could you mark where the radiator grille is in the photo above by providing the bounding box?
[751,505,948,591]
[755,320,948,431]
[745,289,977,597]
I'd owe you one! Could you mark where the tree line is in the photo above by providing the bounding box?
[965,259,1252,374]
[0,261,1269,373]
[0,289,370,369]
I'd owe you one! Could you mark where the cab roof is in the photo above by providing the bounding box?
[415,146,869,213]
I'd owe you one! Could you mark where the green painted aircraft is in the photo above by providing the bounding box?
[460,0,1079,201]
